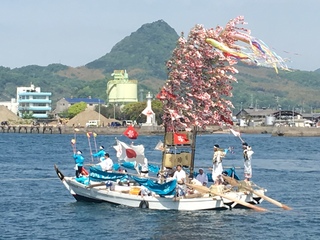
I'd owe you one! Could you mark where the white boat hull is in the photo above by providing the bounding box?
[55,166,264,211]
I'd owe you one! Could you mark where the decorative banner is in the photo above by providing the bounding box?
[156,16,289,132]
[173,133,189,144]
[123,125,138,139]
[221,115,234,126]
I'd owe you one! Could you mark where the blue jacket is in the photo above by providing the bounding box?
[73,154,84,166]
[93,149,106,158]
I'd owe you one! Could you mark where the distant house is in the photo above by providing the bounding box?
[54,97,104,114]
[234,107,307,127]
[235,108,275,122]
[234,108,275,126]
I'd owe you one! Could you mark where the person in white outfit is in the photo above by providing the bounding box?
[173,164,187,196]
[212,144,225,185]
[196,168,208,186]
[98,153,113,172]
[140,158,149,177]
[242,142,254,182]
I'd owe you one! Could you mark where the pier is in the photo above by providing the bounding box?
[0,125,62,134]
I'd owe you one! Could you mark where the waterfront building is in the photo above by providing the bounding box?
[54,97,104,114]
[17,84,52,119]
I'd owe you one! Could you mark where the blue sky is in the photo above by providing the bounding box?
[0,0,319,71]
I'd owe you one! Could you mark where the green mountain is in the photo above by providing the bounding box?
[86,20,178,78]
[0,20,320,113]
[85,19,179,92]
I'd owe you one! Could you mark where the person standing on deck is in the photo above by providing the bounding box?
[242,142,254,182]
[212,144,225,185]
[140,157,149,177]
[73,150,84,177]
[98,152,114,172]
[92,146,106,161]
[173,164,187,196]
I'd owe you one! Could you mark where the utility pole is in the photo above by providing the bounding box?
[98,99,101,126]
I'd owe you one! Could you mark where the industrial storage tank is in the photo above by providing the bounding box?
[107,70,138,103]
[107,80,138,103]
[115,82,137,102]
[265,115,275,126]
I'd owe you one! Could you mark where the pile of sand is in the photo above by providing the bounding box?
[66,109,120,127]
[0,106,21,123]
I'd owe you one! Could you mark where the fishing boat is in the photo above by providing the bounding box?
[55,16,291,211]
[54,164,265,211]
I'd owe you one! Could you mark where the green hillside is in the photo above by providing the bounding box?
[86,20,178,79]
[0,20,319,113]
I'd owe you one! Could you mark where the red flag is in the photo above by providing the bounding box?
[174,133,189,144]
[123,125,138,139]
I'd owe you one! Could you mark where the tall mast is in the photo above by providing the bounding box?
[189,126,197,179]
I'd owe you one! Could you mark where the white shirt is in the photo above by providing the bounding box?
[98,157,113,171]
[141,158,148,172]
[173,169,186,183]
[196,172,208,185]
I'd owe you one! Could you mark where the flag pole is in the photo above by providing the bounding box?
[93,132,98,152]
[86,132,94,162]
[238,135,245,143]
[230,128,245,143]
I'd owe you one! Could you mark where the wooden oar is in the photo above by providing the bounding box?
[186,183,267,212]
[222,175,292,210]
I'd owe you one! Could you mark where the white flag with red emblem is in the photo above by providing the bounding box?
[115,140,145,164]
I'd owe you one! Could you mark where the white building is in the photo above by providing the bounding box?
[17,84,52,119]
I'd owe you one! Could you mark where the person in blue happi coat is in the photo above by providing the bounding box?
[73,150,85,177]
[92,145,106,161]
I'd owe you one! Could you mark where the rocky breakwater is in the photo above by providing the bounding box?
[234,126,320,137]
[270,126,320,137]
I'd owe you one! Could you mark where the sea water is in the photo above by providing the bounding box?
[0,133,319,239]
